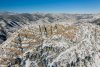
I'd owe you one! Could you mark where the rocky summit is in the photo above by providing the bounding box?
[0,13,100,67]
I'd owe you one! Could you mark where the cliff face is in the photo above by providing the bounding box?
[0,23,100,67]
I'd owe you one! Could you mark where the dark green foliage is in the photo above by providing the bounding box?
[85,56,91,61]
[66,63,70,67]
[15,57,22,65]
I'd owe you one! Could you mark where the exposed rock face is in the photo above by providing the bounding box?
[90,18,100,25]
[0,23,100,67]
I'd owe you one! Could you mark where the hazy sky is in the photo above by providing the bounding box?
[0,0,100,13]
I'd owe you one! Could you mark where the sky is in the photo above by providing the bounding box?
[0,0,100,13]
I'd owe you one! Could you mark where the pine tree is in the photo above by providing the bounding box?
[18,33,23,53]
[39,25,42,35]
[44,25,48,37]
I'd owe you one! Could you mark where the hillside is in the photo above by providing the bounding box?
[0,22,100,67]
[0,13,99,43]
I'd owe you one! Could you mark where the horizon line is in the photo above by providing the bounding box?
[0,11,100,14]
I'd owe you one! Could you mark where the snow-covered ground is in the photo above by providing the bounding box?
[0,22,100,67]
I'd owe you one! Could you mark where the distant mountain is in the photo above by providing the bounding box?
[0,11,17,15]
